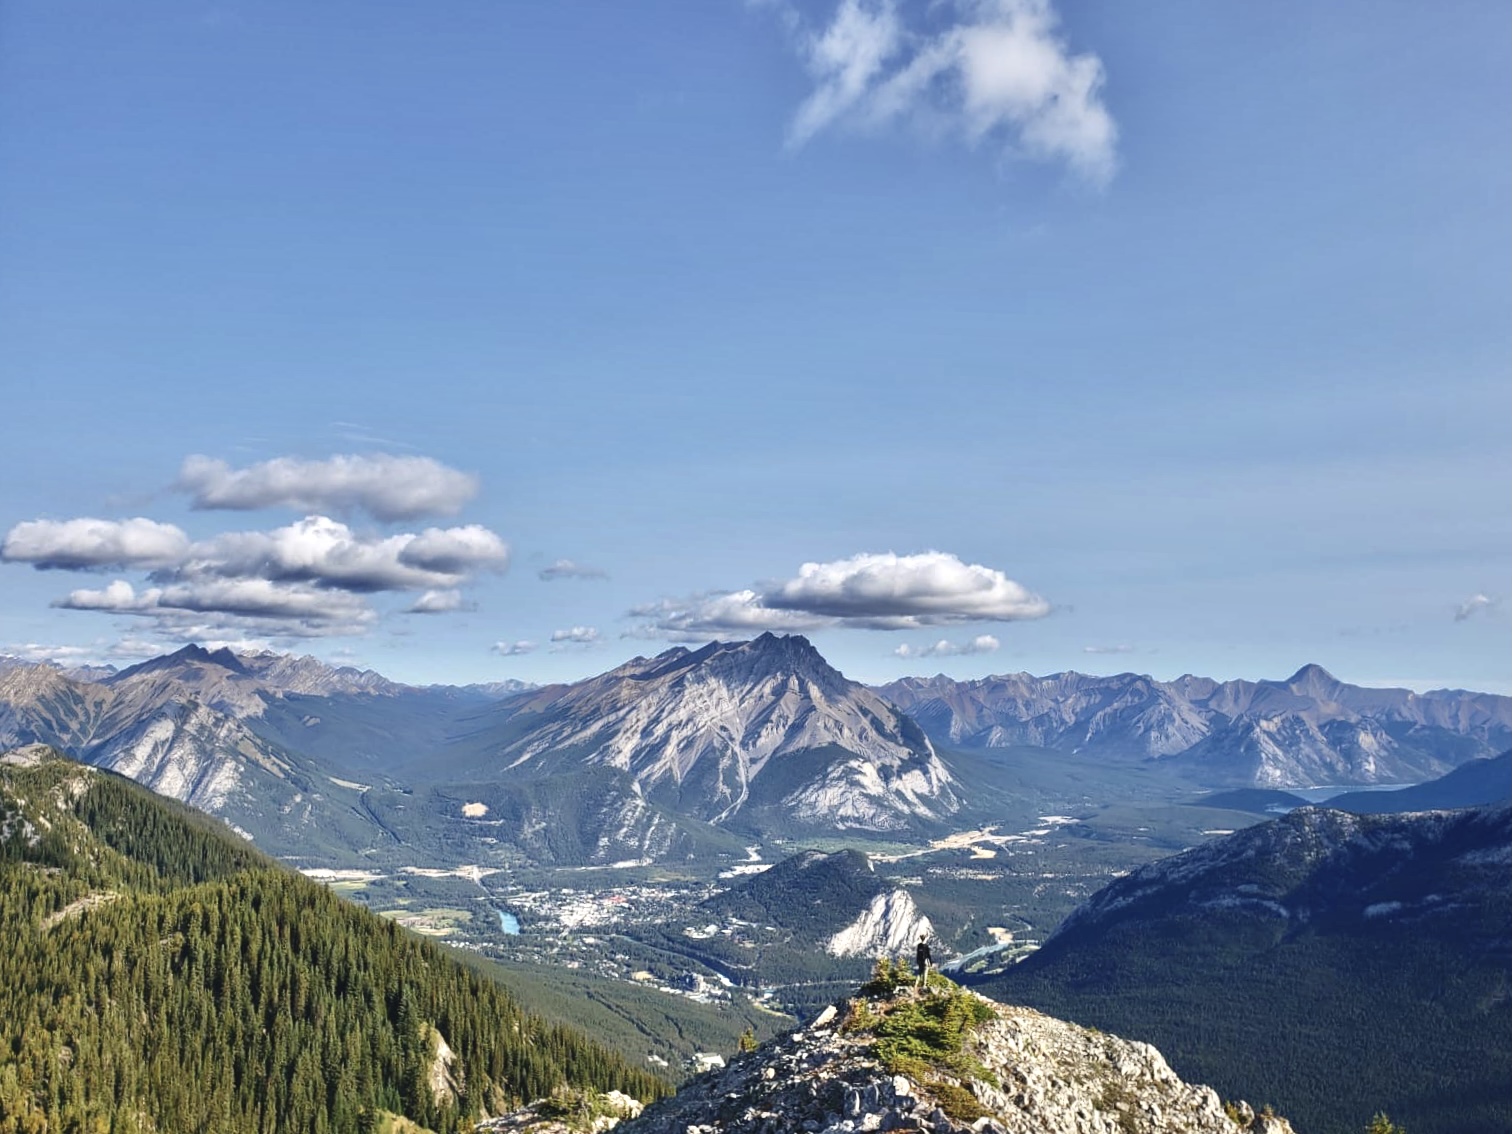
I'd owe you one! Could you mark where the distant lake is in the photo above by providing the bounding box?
[1292,783,1417,804]
[495,908,520,935]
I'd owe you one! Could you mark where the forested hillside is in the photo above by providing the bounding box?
[0,746,667,1134]
[976,805,1512,1134]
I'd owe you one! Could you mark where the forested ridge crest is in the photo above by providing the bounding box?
[0,748,668,1133]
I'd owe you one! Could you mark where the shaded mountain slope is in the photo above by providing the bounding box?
[1326,749,1511,813]
[976,804,1512,1134]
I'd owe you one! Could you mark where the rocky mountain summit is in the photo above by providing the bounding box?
[620,975,1293,1134]
[473,634,959,832]
[879,664,1510,787]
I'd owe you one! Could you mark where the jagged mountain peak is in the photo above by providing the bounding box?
[1282,662,1339,687]
[486,637,958,833]
[1277,662,1348,703]
[111,643,247,682]
[618,634,845,693]
[105,644,408,705]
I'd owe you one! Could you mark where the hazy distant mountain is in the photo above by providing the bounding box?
[104,643,416,715]
[878,663,1510,788]
[0,658,402,859]
[979,804,1512,1134]
[464,634,960,835]
[1326,749,1511,813]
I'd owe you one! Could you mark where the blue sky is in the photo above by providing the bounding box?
[2,0,1508,692]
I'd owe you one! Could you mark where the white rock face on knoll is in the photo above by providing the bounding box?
[826,889,934,958]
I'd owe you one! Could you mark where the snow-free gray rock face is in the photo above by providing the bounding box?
[480,634,959,832]
[623,990,1295,1134]
[826,889,934,959]
[878,664,1510,788]
[0,658,365,853]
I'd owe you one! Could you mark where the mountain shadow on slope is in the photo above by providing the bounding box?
[1325,749,1511,813]
[971,804,1512,1134]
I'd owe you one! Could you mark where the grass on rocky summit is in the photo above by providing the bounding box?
[841,959,1000,1122]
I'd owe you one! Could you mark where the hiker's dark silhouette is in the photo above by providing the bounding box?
[915,935,931,988]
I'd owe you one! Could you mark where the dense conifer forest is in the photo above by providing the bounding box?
[0,749,668,1133]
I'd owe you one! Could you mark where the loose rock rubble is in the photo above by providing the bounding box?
[618,990,1296,1134]
[475,1090,644,1133]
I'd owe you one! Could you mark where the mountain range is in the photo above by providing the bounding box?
[1,638,1507,867]
[879,663,1510,787]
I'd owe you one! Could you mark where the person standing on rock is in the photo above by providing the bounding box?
[915,934,931,989]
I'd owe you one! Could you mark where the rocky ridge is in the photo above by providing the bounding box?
[878,664,1510,787]
[619,983,1294,1134]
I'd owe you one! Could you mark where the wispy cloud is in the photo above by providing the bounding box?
[629,551,1048,641]
[770,0,1117,184]
[176,453,478,521]
[54,578,377,638]
[1454,593,1497,622]
[493,639,538,656]
[407,589,472,614]
[1083,643,1135,655]
[626,591,831,641]
[539,558,609,582]
[549,626,601,645]
[894,633,1000,659]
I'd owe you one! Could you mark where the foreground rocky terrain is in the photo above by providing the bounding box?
[617,976,1294,1134]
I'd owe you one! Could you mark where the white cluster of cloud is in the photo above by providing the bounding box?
[630,551,1048,641]
[550,626,601,645]
[1454,593,1497,622]
[2,454,508,643]
[894,634,1000,659]
[2,517,191,570]
[176,453,478,522]
[629,590,830,641]
[493,639,538,657]
[539,558,609,582]
[773,0,1117,184]
[408,589,472,615]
